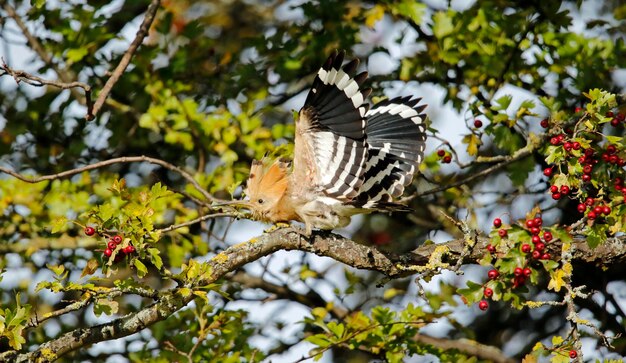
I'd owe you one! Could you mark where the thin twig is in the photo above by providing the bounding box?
[156,212,236,233]
[88,0,161,120]
[0,155,217,202]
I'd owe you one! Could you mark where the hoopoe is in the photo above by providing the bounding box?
[230,50,427,235]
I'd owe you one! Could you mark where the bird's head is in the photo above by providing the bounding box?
[222,158,290,222]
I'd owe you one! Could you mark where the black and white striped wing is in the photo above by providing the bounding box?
[294,51,371,200]
[356,96,427,209]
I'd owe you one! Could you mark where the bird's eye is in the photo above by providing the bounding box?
[257,199,264,204]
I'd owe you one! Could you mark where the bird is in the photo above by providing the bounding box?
[228,50,427,235]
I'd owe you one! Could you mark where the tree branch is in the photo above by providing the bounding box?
[6,228,626,361]
[88,0,160,120]
[0,155,217,202]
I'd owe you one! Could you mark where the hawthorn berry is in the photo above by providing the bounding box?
[593,205,603,215]
[550,185,559,193]
[577,203,586,213]
[610,155,618,164]
[521,244,531,253]
[607,144,617,154]
[84,227,96,236]
[493,218,502,228]
[532,235,541,244]
[474,119,483,128]
[550,137,560,145]
[543,167,553,177]
[523,267,532,277]
[541,253,551,260]
[535,242,545,252]
[498,229,507,237]
[513,275,526,287]
[569,350,577,359]
[484,287,493,298]
[572,141,581,150]
[107,241,117,250]
[540,118,549,128]
[437,149,445,157]
[104,248,113,257]
[582,174,591,182]
[478,300,489,311]
[486,244,496,253]
[602,205,611,215]
[611,118,620,127]
[588,211,597,219]
[514,267,523,276]
[443,155,452,164]
[543,231,553,242]
[123,245,136,254]
[530,227,541,235]
[560,185,570,195]
[113,235,123,244]
[574,106,582,113]
[607,111,615,117]
[534,217,543,226]
[563,142,572,151]
[585,197,594,206]
[552,193,561,200]
[532,250,541,259]
[488,269,499,280]
[618,113,625,121]
[583,165,593,174]
[525,219,535,228]
[602,153,610,162]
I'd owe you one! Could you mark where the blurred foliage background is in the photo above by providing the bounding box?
[1,0,626,361]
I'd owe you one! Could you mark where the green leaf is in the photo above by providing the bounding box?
[133,259,148,278]
[390,1,426,25]
[432,11,454,38]
[148,248,163,270]
[50,217,68,233]
[66,48,88,63]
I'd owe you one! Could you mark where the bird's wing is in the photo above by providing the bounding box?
[293,50,371,200]
[355,96,427,208]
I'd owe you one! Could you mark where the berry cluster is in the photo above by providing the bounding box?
[84,226,135,261]
[436,149,452,164]
[478,215,553,311]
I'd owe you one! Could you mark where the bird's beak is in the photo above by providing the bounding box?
[213,200,252,210]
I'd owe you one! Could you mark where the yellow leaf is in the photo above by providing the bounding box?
[462,134,482,156]
[365,5,385,28]
[547,268,565,292]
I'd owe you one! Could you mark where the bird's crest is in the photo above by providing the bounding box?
[245,158,290,202]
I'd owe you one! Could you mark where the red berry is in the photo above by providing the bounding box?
[478,300,489,311]
[584,148,594,157]
[535,242,545,252]
[541,253,551,260]
[575,106,582,113]
[488,269,499,280]
[558,134,565,142]
[498,229,507,237]
[484,287,493,298]
[534,217,542,226]
[107,241,117,250]
[493,218,502,228]
[572,142,581,150]
[552,192,561,200]
[569,350,577,359]
[540,118,549,128]
[610,155,618,164]
[486,244,496,253]
[593,205,603,214]
[611,118,620,127]
[588,211,597,219]
[437,149,445,157]
[113,235,123,244]
[615,177,623,185]
[582,174,591,182]
[104,248,113,257]
[619,158,626,167]
[563,142,572,151]
[523,267,532,277]
[514,267,523,276]
[577,203,586,213]
[583,165,593,174]
[616,184,622,191]
[602,153,610,162]
[514,275,527,287]
[550,185,559,193]
[443,155,452,163]
[585,197,594,206]
[602,205,611,215]
[123,245,135,254]
[607,144,617,154]
[532,250,541,259]
[618,113,625,121]
[532,235,541,244]
[525,219,535,228]
[474,119,483,128]
[550,137,560,146]
[560,185,570,195]
[543,231,553,242]
[521,244,531,253]
[84,226,96,236]
[607,111,615,117]
[543,167,553,177]
[530,227,541,235]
